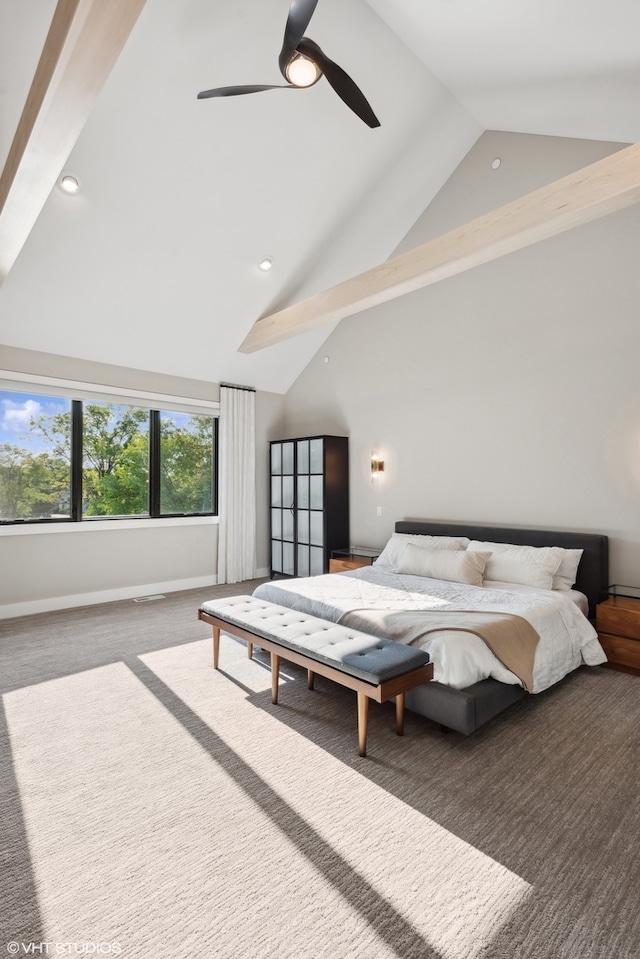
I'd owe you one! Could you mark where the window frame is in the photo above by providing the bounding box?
[0,378,219,528]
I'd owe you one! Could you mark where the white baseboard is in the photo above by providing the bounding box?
[0,576,218,620]
[0,568,271,621]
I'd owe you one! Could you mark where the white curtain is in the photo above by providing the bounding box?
[217,385,256,584]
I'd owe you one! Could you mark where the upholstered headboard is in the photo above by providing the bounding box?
[395,520,609,619]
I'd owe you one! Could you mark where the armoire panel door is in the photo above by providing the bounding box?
[269,435,348,578]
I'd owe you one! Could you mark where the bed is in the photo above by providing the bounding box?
[253,520,610,734]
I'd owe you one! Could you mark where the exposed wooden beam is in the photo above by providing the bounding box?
[239,142,640,353]
[0,0,147,285]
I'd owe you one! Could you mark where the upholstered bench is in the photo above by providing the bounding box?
[198,595,433,756]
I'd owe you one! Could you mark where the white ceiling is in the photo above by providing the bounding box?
[0,0,638,393]
[369,0,640,143]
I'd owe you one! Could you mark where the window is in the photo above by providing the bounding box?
[0,392,72,521]
[82,402,150,518]
[159,411,215,516]
[0,389,217,525]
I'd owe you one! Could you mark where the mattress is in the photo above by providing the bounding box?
[253,567,607,692]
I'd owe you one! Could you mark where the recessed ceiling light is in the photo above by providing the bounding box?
[491,158,501,170]
[258,257,273,272]
[58,172,81,194]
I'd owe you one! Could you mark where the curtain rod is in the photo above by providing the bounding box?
[220,382,256,393]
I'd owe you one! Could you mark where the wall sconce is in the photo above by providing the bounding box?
[371,452,385,480]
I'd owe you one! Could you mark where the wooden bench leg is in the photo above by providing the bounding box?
[308,669,315,691]
[395,692,405,736]
[271,652,281,705]
[212,626,220,669]
[357,692,369,757]
[212,626,253,668]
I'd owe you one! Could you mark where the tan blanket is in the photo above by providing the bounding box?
[339,608,540,692]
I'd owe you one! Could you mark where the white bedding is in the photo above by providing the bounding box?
[253,567,607,692]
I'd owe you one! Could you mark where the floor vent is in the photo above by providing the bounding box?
[133,594,166,603]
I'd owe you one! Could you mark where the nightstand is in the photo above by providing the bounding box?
[329,547,379,573]
[596,588,640,675]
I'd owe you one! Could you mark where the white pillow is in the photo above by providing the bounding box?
[374,533,470,571]
[468,540,563,590]
[552,548,584,590]
[398,545,491,587]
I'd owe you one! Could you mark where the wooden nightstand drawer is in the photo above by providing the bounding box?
[596,595,640,674]
[596,597,640,640]
[598,632,640,671]
[329,556,373,573]
[329,549,379,573]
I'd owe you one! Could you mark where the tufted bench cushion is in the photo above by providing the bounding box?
[199,595,429,684]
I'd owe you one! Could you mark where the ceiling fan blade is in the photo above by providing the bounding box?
[278,0,320,77]
[197,83,292,99]
[297,38,380,128]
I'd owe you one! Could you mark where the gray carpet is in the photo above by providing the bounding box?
[1,583,639,959]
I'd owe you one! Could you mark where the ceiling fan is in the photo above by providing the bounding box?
[197,0,380,128]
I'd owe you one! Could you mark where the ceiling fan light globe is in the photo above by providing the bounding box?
[285,53,321,87]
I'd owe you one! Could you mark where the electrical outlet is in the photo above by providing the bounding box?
[376,506,383,516]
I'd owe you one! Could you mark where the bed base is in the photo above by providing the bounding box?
[406,677,526,736]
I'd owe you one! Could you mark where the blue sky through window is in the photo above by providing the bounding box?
[0,391,70,450]
[0,392,204,447]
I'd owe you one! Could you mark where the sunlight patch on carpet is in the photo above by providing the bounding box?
[3,639,532,959]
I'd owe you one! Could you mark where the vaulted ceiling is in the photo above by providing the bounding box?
[1,0,638,393]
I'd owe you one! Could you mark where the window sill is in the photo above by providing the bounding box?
[0,515,219,536]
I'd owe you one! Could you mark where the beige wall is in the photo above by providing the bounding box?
[0,347,285,616]
[1,521,219,614]
[281,131,640,585]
